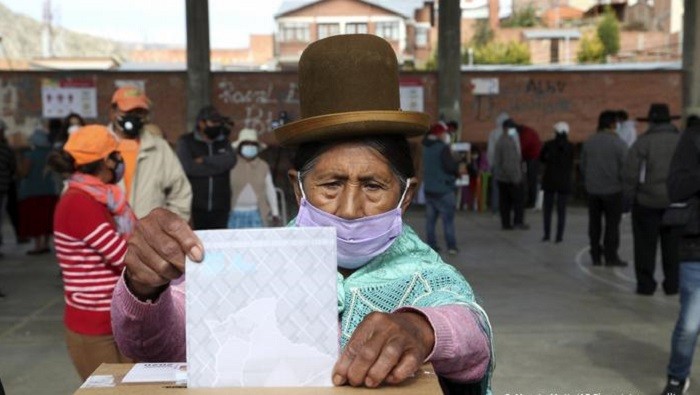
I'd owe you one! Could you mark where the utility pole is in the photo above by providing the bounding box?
[437,0,462,124]
[683,0,700,115]
[186,0,211,130]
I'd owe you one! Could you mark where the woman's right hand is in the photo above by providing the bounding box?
[124,208,204,299]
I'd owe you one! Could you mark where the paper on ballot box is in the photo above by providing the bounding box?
[186,227,339,388]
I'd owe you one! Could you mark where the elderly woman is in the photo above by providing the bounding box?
[111,35,492,393]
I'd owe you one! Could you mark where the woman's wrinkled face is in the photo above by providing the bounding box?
[290,143,409,220]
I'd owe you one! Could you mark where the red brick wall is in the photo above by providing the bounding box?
[0,69,682,146]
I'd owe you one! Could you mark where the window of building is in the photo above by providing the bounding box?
[317,23,340,40]
[346,23,368,34]
[415,27,428,47]
[375,21,399,41]
[279,23,310,43]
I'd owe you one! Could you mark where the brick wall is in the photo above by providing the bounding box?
[0,68,682,146]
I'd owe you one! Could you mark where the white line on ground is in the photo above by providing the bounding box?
[574,246,677,307]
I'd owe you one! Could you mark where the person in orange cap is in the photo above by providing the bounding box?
[108,86,191,220]
[48,125,135,381]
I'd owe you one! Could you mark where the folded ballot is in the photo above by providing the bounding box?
[186,227,338,388]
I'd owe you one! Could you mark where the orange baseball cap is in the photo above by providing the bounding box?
[64,125,119,165]
[111,86,150,112]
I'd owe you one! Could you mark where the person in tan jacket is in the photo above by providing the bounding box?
[228,128,280,228]
[108,86,192,220]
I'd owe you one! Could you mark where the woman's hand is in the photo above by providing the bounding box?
[124,208,204,299]
[332,311,435,388]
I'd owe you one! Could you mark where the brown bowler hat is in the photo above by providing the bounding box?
[274,34,430,146]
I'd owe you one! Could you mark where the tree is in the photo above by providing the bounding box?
[596,8,620,57]
[501,5,539,28]
[470,20,494,47]
[577,33,605,63]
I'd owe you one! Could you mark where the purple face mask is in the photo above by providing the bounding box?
[295,174,411,269]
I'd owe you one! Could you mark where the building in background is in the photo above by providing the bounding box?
[274,0,435,70]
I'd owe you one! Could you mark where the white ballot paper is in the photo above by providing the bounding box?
[122,363,187,383]
[186,227,339,388]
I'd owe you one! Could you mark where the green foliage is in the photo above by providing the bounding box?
[596,7,620,56]
[424,51,437,70]
[470,20,494,47]
[501,4,539,28]
[577,33,605,63]
[470,41,531,65]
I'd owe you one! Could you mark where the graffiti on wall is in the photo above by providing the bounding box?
[217,81,300,136]
[505,78,572,114]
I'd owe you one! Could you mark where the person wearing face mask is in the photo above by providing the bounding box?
[109,86,192,221]
[175,105,236,230]
[111,35,492,392]
[227,128,280,228]
[48,125,135,381]
[539,122,574,243]
[422,121,460,255]
[580,110,628,267]
[494,119,528,230]
[17,129,59,254]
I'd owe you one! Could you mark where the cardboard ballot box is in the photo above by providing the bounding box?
[74,363,442,395]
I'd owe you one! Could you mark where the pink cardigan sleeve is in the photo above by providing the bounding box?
[111,272,187,362]
[395,305,490,383]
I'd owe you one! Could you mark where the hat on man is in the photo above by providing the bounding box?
[232,128,267,150]
[429,122,449,136]
[196,105,232,125]
[111,86,150,112]
[274,34,430,146]
[64,125,119,165]
[637,103,681,123]
[554,121,569,134]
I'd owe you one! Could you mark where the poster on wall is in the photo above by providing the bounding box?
[399,78,424,112]
[41,78,97,118]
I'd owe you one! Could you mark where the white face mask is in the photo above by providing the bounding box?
[442,134,452,145]
[240,145,258,159]
[507,128,517,137]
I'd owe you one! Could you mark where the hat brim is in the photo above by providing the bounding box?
[232,140,268,150]
[636,115,682,122]
[274,110,430,146]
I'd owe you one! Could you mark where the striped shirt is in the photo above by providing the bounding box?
[54,188,128,335]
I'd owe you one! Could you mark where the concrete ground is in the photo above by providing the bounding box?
[0,205,691,394]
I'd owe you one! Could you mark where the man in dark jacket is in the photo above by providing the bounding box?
[581,110,628,266]
[622,103,680,295]
[176,106,236,230]
[539,121,574,243]
[661,121,700,395]
[422,122,460,254]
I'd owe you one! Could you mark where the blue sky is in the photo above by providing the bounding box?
[2,0,284,48]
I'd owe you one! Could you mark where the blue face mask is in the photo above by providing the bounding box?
[240,145,258,159]
[295,173,412,269]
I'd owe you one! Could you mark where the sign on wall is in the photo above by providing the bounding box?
[471,78,499,95]
[399,78,424,112]
[41,78,97,118]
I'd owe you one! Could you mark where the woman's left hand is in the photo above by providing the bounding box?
[332,311,434,388]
